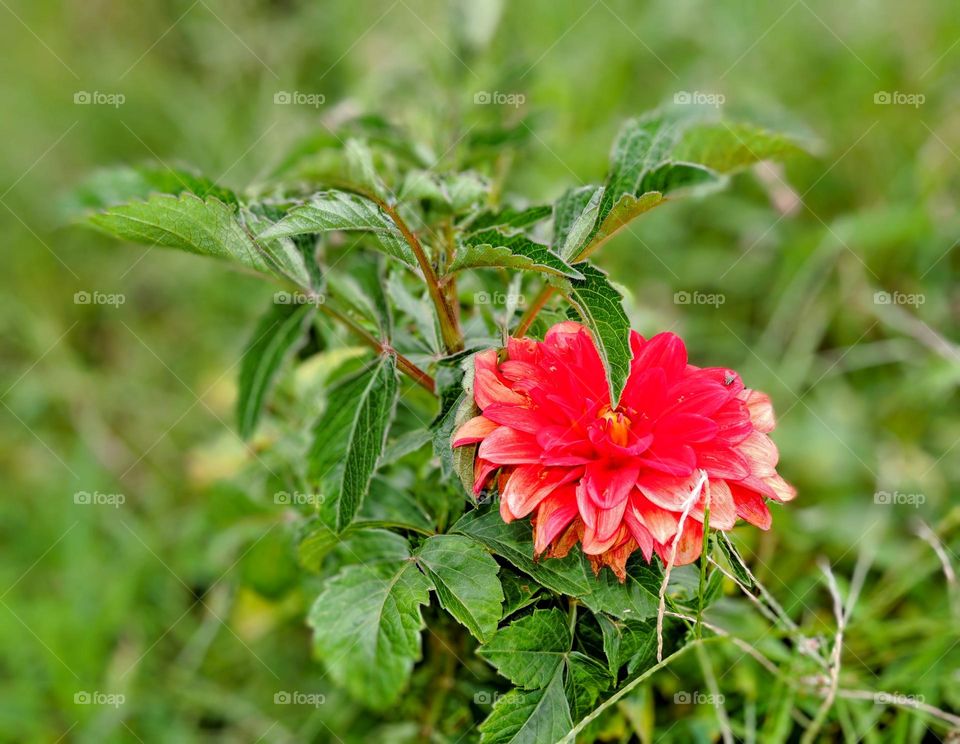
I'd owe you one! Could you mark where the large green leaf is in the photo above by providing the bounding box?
[464,205,553,233]
[565,264,631,404]
[416,534,504,642]
[87,192,304,280]
[307,355,399,531]
[597,615,658,676]
[236,300,314,438]
[478,608,571,689]
[553,185,603,261]
[450,230,583,280]
[479,666,573,744]
[672,121,806,174]
[257,190,418,268]
[308,555,432,707]
[68,163,238,216]
[453,509,661,620]
[564,652,612,720]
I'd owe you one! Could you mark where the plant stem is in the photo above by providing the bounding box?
[695,498,711,640]
[318,304,435,393]
[513,284,555,338]
[380,202,464,353]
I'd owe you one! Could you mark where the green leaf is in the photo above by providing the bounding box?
[257,190,418,269]
[554,186,604,261]
[672,121,806,174]
[565,264,631,404]
[416,534,504,642]
[499,568,544,618]
[431,354,480,494]
[88,193,298,279]
[465,205,553,233]
[479,666,573,744]
[450,230,583,280]
[452,509,593,597]
[308,556,432,707]
[236,300,313,438]
[478,608,571,689]
[597,615,658,676]
[381,428,432,466]
[399,170,489,212]
[307,355,399,531]
[67,163,238,217]
[577,562,660,622]
[564,652,612,720]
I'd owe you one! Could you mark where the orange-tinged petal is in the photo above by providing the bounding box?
[452,415,498,447]
[743,389,775,433]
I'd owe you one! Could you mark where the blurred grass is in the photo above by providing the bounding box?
[1,0,959,741]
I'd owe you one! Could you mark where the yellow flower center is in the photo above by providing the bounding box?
[598,405,632,447]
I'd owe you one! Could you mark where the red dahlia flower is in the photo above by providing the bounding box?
[453,321,795,580]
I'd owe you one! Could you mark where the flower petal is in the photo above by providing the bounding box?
[502,465,578,519]
[474,349,526,409]
[533,488,579,554]
[452,415,498,447]
[477,427,541,465]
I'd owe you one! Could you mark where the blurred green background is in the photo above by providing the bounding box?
[2,0,959,741]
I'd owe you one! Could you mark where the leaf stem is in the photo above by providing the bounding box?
[513,284,555,337]
[318,304,436,393]
[380,202,464,353]
[695,495,712,640]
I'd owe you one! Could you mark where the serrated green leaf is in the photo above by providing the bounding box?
[258,190,418,269]
[399,170,488,212]
[450,230,583,280]
[417,534,503,641]
[452,509,593,597]
[431,355,479,494]
[565,264,631,404]
[344,138,390,199]
[298,525,411,574]
[499,568,544,618]
[308,556,432,707]
[67,163,238,217]
[564,652,612,720]
[479,666,573,744]
[236,300,313,438]
[478,608,570,689]
[672,121,805,174]
[87,193,297,279]
[554,186,604,261]
[465,205,553,233]
[597,615,658,676]
[577,561,660,621]
[381,428,432,466]
[307,355,399,531]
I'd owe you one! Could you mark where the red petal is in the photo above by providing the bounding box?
[655,520,704,566]
[474,349,526,409]
[452,416,498,446]
[693,478,736,530]
[729,483,772,529]
[637,471,703,510]
[633,332,688,378]
[477,427,541,465]
[533,489,579,554]
[629,492,679,544]
[655,413,720,444]
[501,465,577,519]
[582,461,640,509]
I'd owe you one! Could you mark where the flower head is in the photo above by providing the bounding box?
[453,321,795,580]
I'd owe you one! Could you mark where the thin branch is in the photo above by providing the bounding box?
[800,559,845,744]
[513,284,555,338]
[695,643,734,744]
[317,304,435,393]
